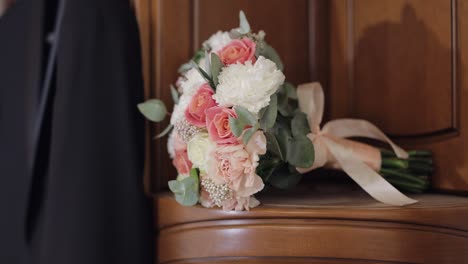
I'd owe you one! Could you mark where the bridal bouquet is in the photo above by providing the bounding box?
[138,11,431,211]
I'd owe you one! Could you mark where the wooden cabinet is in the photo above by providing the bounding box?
[132,1,468,263]
[155,187,468,263]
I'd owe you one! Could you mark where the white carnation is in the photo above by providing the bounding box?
[170,94,191,125]
[213,56,285,114]
[203,31,232,52]
[179,68,206,97]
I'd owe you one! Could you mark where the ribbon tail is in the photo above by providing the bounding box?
[323,138,417,206]
[322,119,408,159]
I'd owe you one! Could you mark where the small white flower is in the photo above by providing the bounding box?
[213,56,285,114]
[179,68,206,97]
[187,132,214,172]
[203,31,232,52]
[170,94,191,125]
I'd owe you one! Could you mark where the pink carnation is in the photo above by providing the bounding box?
[206,131,267,201]
[185,84,217,127]
[217,38,256,65]
[172,150,192,175]
[205,106,238,145]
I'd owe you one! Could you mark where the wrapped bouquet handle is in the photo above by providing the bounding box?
[296,82,417,206]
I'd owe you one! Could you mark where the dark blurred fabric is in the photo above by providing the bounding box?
[0,0,154,263]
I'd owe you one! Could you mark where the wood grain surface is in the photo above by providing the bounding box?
[156,188,468,264]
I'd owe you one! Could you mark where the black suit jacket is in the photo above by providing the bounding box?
[0,0,153,263]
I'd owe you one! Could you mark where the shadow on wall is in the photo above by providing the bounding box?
[353,4,466,189]
[329,3,466,189]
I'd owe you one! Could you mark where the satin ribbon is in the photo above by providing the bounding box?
[296,82,417,206]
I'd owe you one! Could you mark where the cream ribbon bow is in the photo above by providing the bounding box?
[296,82,417,206]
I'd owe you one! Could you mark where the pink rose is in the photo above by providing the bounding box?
[206,133,266,198]
[172,150,192,175]
[205,106,238,145]
[217,38,256,65]
[185,84,217,127]
[173,132,186,152]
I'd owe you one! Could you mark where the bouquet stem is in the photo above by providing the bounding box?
[380,149,432,193]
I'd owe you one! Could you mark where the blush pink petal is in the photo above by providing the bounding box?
[205,106,239,145]
[185,84,216,127]
[217,38,256,65]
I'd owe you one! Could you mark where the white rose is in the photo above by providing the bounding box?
[180,68,206,97]
[203,31,232,52]
[170,93,191,125]
[213,56,285,114]
[187,132,214,172]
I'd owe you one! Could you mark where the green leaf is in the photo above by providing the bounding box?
[168,169,200,206]
[137,99,167,122]
[265,131,284,160]
[291,112,311,138]
[256,156,282,182]
[259,94,278,130]
[192,49,205,64]
[190,167,199,178]
[170,85,179,104]
[229,116,244,137]
[154,124,173,139]
[258,44,284,71]
[283,82,298,99]
[178,62,193,73]
[229,107,258,138]
[287,135,315,168]
[235,106,257,125]
[210,53,223,86]
[273,117,292,159]
[268,165,302,189]
[242,125,259,145]
[239,10,251,34]
[191,61,216,90]
[277,92,293,117]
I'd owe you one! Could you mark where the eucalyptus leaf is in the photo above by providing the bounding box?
[178,62,193,73]
[287,135,315,168]
[170,85,179,104]
[154,124,173,139]
[259,94,278,130]
[238,10,251,34]
[268,165,302,189]
[273,116,292,159]
[242,125,258,145]
[228,116,244,137]
[235,106,257,125]
[193,49,205,64]
[210,53,223,86]
[277,92,293,117]
[168,169,200,206]
[283,82,298,99]
[205,50,211,73]
[265,131,284,160]
[291,112,311,138]
[258,44,284,71]
[191,60,215,90]
[256,156,282,182]
[137,99,167,122]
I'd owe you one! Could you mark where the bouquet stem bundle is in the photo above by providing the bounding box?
[380,149,431,193]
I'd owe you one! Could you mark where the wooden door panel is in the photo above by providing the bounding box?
[196,0,310,85]
[353,0,453,136]
[329,0,468,191]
